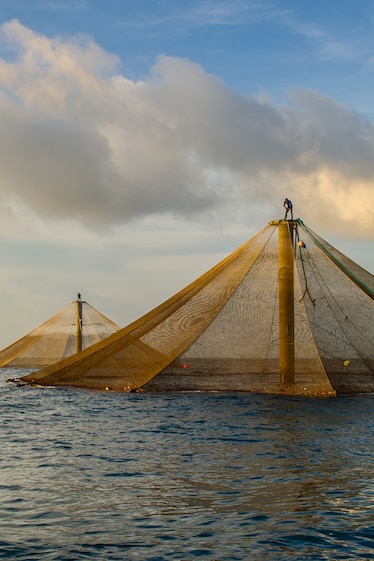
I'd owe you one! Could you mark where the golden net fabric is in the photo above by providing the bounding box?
[0,302,120,368]
[22,225,277,389]
[295,222,374,393]
[145,223,333,394]
[21,221,374,395]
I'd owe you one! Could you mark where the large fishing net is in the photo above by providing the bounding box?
[0,301,120,368]
[21,221,374,395]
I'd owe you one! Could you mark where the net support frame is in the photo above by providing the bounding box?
[278,220,295,385]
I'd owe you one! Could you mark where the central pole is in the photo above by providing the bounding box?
[76,299,83,354]
[278,221,295,385]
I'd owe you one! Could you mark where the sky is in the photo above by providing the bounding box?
[0,0,374,348]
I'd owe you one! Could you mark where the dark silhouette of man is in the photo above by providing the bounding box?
[284,198,293,219]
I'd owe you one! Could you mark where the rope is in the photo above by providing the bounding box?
[296,219,374,300]
[294,222,316,305]
[296,221,374,370]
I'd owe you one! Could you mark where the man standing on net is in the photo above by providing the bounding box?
[284,198,293,219]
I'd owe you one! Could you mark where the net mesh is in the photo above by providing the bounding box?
[295,221,374,393]
[21,220,374,395]
[145,223,332,394]
[0,301,120,368]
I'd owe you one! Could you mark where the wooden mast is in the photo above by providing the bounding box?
[278,220,295,385]
[76,298,83,354]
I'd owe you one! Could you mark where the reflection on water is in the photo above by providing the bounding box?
[0,368,373,560]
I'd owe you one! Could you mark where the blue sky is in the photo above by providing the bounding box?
[2,0,374,112]
[0,0,373,347]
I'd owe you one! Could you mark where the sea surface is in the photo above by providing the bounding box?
[0,368,373,561]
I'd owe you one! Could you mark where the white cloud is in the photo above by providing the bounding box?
[1,22,374,236]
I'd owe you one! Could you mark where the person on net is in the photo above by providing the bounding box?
[284,198,293,220]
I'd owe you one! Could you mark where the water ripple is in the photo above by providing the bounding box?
[0,372,373,560]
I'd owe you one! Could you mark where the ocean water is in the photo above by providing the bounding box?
[0,368,373,561]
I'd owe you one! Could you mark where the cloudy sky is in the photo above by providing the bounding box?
[0,0,373,348]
